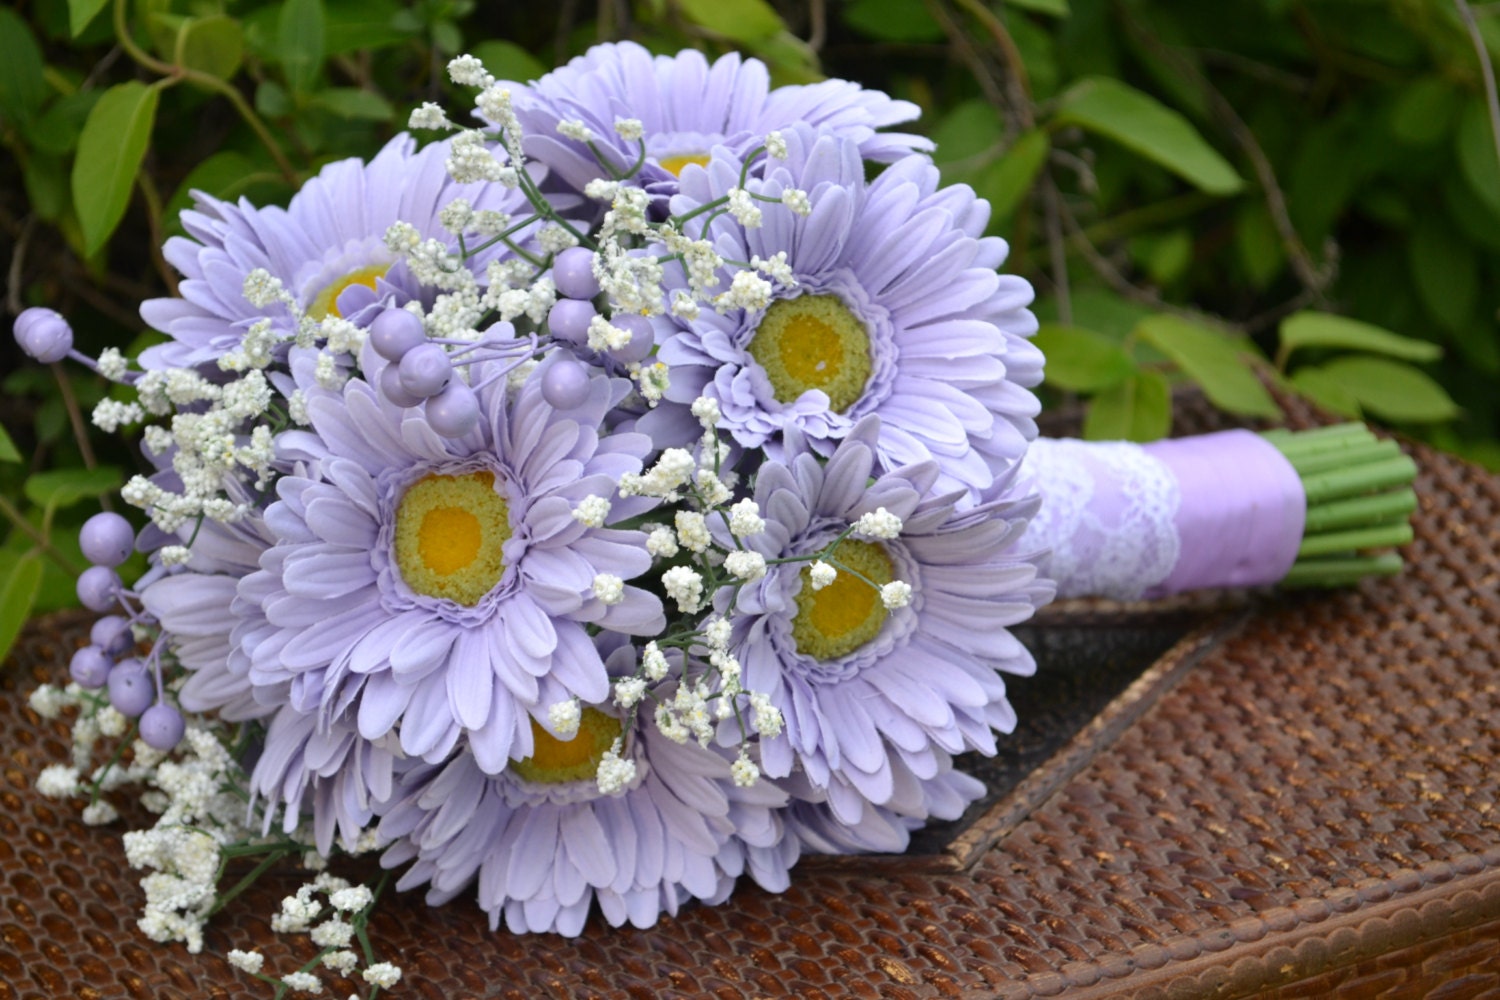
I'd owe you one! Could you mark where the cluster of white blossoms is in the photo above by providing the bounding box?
[229,870,401,996]
[33,678,401,993]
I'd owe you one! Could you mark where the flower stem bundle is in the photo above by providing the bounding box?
[1263,423,1418,587]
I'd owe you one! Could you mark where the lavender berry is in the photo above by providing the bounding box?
[379,364,425,408]
[369,307,427,362]
[139,704,186,751]
[80,512,135,567]
[107,658,155,717]
[76,565,122,613]
[552,247,601,301]
[547,299,596,345]
[69,646,112,689]
[610,315,655,364]
[398,343,453,398]
[425,382,480,438]
[541,359,591,411]
[90,615,134,656]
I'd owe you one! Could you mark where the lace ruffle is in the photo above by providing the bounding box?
[1018,438,1181,600]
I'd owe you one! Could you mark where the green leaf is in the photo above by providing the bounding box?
[255,79,291,118]
[312,87,393,121]
[1130,228,1193,287]
[1409,215,1476,333]
[752,31,822,87]
[1316,356,1460,424]
[1135,314,1280,418]
[278,0,326,95]
[1008,16,1058,100]
[0,554,44,664]
[1083,370,1171,442]
[1052,77,1243,195]
[976,129,1049,223]
[0,7,46,128]
[1005,0,1069,16]
[675,0,783,42]
[72,81,160,257]
[1390,76,1460,147]
[26,90,103,155]
[931,99,1003,169]
[1448,316,1500,375]
[1278,312,1442,365]
[1033,324,1135,391]
[430,20,462,57]
[24,466,122,511]
[175,14,244,81]
[473,39,546,83]
[1288,367,1362,419]
[1456,99,1500,219]
[843,0,945,42]
[0,423,21,463]
[324,0,407,54]
[1035,289,1153,342]
[145,11,184,61]
[68,0,110,36]
[1233,200,1283,290]
[22,151,69,223]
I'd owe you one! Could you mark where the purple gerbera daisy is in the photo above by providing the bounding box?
[139,491,279,722]
[243,344,665,774]
[375,643,789,935]
[501,41,930,197]
[139,133,530,371]
[720,418,1051,812]
[643,126,1043,501]
[778,749,986,853]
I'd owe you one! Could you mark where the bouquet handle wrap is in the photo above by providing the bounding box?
[1021,430,1306,600]
[1140,430,1306,597]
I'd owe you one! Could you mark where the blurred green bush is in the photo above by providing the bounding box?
[2,0,1497,632]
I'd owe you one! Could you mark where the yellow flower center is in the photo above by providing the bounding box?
[747,295,872,413]
[658,153,711,177]
[393,471,510,605]
[791,541,894,661]
[308,265,389,320]
[510,709,623,784]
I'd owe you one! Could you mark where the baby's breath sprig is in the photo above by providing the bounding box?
[231,870,400,999]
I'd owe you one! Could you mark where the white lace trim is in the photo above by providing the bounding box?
[1018,438,1181,600]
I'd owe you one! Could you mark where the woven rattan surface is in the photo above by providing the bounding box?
[3,400,1499,999]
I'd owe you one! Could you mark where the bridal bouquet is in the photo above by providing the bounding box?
[14,39,1417,992]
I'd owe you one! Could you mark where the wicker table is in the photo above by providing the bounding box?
[3,416,1498,1000]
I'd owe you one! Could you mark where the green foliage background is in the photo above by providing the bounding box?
[2,0,1498,637]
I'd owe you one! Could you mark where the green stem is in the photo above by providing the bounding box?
[1301,455,1418,504]
[1298,522,1413,558]
[207,846,296,916]
[1262,422,1370,455]
[1303,490,1418,534]
[112,0,298,185]
[87,719,139,805]
[0,493,84,577]
[1282,552,1404,588]
[1286,440,1403,476]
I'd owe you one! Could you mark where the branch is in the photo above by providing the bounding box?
[1041,179,1071,324]
[112,0,298,185]
[1116,6,1336,303]
[808,0,827,53]
[949,0,1033,126]
[1455,0,1500,174]
[924,0,1008,114]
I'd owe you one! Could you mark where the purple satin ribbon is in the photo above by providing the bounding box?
[1143,429,1306,598]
